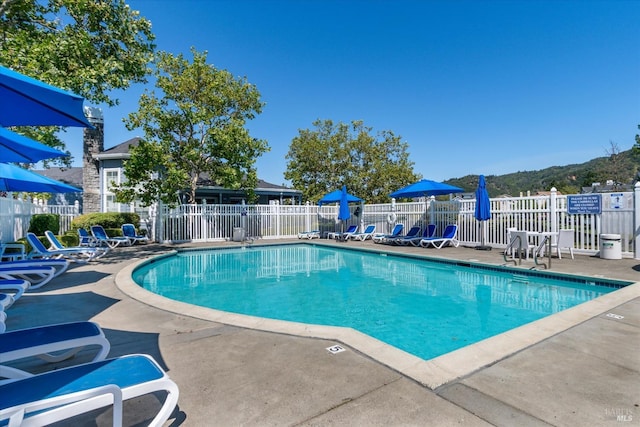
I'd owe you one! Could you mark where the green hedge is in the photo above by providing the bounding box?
[70,212,140,231]
[28,213,60,235]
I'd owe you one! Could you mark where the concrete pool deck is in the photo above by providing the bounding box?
[4,240,639,426]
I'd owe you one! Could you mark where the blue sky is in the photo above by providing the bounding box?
[66,0,639,186]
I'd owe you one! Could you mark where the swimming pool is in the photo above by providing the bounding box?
[132,244,628,361]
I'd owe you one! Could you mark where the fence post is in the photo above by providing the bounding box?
[634,182,640,260]
[550,187,557,237]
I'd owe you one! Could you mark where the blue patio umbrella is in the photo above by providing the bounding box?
[0,65,92,128]
[0,162,81,193]
[390,179,464,199]
[474,175,492,250]
[338,185,351,222]
[318,188,363,205]
[0,127,68,163]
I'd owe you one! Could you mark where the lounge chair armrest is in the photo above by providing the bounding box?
[0,243,26,262]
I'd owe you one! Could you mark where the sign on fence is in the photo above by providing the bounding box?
[609,193,624,209]
[567,194,602,215]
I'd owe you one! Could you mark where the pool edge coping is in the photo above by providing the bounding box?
[115,246,640,390]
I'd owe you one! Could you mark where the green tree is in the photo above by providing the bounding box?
[0,0,155,162]
[113,48,269,207]
[285,119,421,203]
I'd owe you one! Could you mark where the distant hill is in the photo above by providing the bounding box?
[444,149,639,197]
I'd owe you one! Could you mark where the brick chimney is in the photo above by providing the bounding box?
[82,106,104,213]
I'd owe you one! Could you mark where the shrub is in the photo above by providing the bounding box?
[71,212,140,231]
[28,213,60,235]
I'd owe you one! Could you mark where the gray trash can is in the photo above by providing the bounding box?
[600,234,622,260]
[232,227,245,242]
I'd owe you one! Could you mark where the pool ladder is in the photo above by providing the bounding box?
[503,235,549,269]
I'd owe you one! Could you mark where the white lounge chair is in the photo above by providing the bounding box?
[45,230,107,260]
[1,258,69,278]
[391,226,421,245]
[0,321,110,381]
[121,223,150,244]
[0,310,6,334]
[0,294,13,312]
[26,233,96,263]
[0,264,56,289]
[339,225,358,240]
[297,230,320,240]
[405,224,437,246]
[349,224,376,241]
[0,354,179,426]
[0,279,31,306]
[0,243,26,262]
[90,225,131,248]
[420,224,460,249]
[77,227,98,247]
[373,223,404,244]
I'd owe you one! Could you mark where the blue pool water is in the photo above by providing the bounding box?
[133,244,624,360]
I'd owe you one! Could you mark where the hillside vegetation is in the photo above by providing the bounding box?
[445,149,639,197]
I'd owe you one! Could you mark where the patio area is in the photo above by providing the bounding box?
[4,240,639,426]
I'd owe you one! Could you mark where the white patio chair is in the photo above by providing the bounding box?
[551,229,575,259]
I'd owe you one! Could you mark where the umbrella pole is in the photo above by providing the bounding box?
[475,221,492,251]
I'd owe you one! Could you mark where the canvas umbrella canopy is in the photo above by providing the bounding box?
[0,163,81,193]
[389,179,464,199]
[474,175,492,250]
[0,65,92,128]
[318,188,363,205]
[0,127,68,163]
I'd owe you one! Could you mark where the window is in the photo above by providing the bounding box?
[103,168,123,212]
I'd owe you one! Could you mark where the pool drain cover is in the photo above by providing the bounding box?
[326,345,346,354]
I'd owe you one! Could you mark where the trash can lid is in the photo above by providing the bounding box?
[600,233,621,239]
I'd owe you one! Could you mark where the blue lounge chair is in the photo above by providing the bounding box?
[0,294,13,312]
[90,225,131,248]
[0,310,6,334]
[45,230,108,260]
[0,279,29,307]
[420,224,460,249]
[77,227,98,247]
[26,233,97,263]
[329,225,358,241]
[121,223,150,244]
[404,224,437,246]
[0,264,57,289]
[340,225,358,240]
[0,321,110,381]
[0,354,179,426]
[373,223,404,244]
[1,258,69,277]
[391,226,422,245]
[349,224,377,241]
[0,243,26,262]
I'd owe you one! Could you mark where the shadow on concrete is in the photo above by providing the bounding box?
[103,328,167,371]
[33,269,111,292]
[5,291,120,330]
[91,243,175,264]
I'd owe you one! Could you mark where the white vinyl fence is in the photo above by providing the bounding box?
[0,197,79,242]
[151,184,639,259]
[1,184,639,259]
